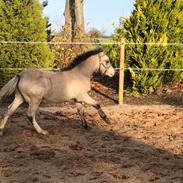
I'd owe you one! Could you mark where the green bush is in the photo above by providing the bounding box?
[105,0,183,94]
[0,0,53,85]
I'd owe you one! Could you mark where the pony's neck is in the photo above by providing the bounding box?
[73,55,99,78]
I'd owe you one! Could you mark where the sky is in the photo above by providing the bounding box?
[42,0,135,35]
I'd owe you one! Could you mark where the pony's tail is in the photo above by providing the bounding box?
[0,75,20,102]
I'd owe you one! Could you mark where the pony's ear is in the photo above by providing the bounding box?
[96,47,105,56]
[98,48,106,56]
[97,47,104,52]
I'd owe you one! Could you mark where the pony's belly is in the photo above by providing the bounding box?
[44,86,88,103]
[44,92,70,103]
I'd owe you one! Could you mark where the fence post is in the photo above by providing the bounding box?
[119,38,125,106]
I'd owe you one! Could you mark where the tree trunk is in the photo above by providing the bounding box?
[63,0,84,41]
[74,0,84,33]
[63,0,72,39]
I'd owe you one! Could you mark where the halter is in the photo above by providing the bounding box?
[98,53,111,75]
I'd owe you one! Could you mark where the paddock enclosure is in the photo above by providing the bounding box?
[0,41,183,182]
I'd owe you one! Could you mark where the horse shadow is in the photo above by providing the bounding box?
[0,105,183,183]
[92,73,183,107]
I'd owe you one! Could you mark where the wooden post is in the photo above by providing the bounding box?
[119,38,125,106]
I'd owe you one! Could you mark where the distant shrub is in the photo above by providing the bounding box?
[87,27,104,38]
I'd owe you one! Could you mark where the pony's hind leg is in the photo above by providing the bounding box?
[0,92,24,136]
[27,99,48,135]
[76,103,90,129]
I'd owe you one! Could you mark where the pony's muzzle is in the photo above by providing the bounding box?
[105,67,115,77]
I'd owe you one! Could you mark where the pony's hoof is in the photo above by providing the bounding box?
[40,130,49,135]
[0,129,4,137]
[83,124,91,130]
[103,117,111,124]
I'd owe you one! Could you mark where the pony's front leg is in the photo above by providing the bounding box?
[94,104,111,124]
[77,94,111,124]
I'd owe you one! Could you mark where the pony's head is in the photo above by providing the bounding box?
[97,51,115,77]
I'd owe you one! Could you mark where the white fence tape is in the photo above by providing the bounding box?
[0,41,183,72]
[0,41,183,46]
[0,68,183,71]
[115,68,183,71]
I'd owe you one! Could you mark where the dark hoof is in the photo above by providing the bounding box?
[83,124,91,130]
[0,129,4,137]
[103,117,111,124]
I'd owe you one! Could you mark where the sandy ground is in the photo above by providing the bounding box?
[0,103,182,183]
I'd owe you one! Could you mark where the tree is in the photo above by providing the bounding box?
[42,0,54,42]
[64,0,85,41]
[106,0,183,94]
[51,0,90,69]
[0,0,53,85]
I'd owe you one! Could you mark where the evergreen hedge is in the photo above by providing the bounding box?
[105,0,183,94]
[0,0,53,85]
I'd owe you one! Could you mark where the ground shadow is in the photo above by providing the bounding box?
[92,73,183,107]
[0,105,183,183]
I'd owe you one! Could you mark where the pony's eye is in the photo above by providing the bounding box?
[106,60,110,64]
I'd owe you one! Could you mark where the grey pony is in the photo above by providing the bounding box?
[0,48,115,136]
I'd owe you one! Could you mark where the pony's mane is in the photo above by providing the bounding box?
[61,48,104,71]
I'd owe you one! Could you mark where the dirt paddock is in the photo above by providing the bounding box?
[0,103,182,183]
